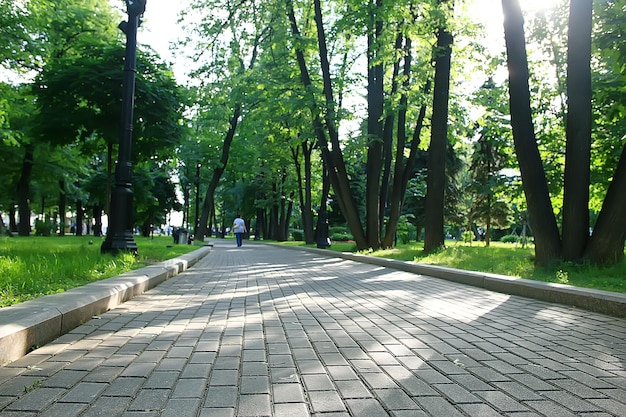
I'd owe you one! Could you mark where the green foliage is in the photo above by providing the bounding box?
[396,216,417,244]
[329,226,353,242]
[34,219,55,236]
[0,236,197,307]
[500,234,519,244]
[461,230,474,243]
[291,229,304,241]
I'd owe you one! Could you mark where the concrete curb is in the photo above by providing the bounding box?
[276,244,626,318]
[0,246,212,365]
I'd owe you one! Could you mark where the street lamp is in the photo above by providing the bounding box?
[101,0,147,255]
[194,162,201,237]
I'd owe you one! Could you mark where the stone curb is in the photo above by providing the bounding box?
[273,243,626,318]
[0,246,212,365]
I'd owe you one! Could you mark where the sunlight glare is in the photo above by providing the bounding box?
[521,0,561,14]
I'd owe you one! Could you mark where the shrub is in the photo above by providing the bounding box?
[34,219,55,236]
[291,229,304,241]
[500,234,519,244]
[397,216,417,244]
[328,226,353,241]
[462,230,474,243]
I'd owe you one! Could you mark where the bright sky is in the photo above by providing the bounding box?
[135,0,188,81]
[136,0,559,83]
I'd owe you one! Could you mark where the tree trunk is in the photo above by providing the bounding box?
[379,33,404,242]
[562,0,592,261]
[17,144,34,236]
[424,17,453,253]
[292,142,315,244]
[58,180,66,236]
[365,0,385,249]
[287,0,368,250]
[76,200,84,236]
[9,204,18,233]
[584,144,626,264]
[93,205,103,237]
[502,0,561,265]
[195,103,241,240]
[302,141,315,244]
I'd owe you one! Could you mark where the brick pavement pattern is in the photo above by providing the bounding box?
[1,240,625,416]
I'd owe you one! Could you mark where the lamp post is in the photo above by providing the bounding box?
[101,0,147,255]
[194,162,201,237]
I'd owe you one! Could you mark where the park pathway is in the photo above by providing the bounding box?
[0,240,625,416]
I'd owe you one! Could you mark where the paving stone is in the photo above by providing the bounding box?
[308,391,346,413]
[240,375,270,394]
[203,386,238,408]
[272,383,305,403]
[374,388,420,410]
[160,398,201,417]
[345,398,388,416]
[102,377,145,396]
[81,396,133,417]
[5,388,65,412]
[273,402,309,417]
[58,382,107,403]
[39,401,88,417]
[127,389,170,411]
[171,378,207,398]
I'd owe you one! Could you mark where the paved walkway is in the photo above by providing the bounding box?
[0,240,625,417]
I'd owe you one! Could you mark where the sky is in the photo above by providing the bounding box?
[135,0,559,83]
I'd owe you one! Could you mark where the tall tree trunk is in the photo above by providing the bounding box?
[287,0,367,249]
[76,200,84,236]
[315,163,331,245]
[424,4,453,253]
[562,0,592,261]
[584,144,626,264]
[365,0,385,249]
[292,141,315,244]
[59,179,66,237]
[502,0,561,265]
[93,205,103,237]
[302,141,315,244]
[9,204,18,233]
[379,32,405,241]
[17,144,34,236]
[196,103,241,240]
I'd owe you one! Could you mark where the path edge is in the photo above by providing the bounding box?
[0,246,212,365]
[271,243,626,319]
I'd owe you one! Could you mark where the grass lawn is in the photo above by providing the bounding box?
[282,239,626,294]
[0,235,199,307]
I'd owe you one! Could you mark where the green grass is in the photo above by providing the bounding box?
[0,235,198,307]
[285,240,626,294]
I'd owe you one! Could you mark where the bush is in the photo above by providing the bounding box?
[328,226,353,241]
[291,229,304,241]
[462,230,474,243]
[34,219,55,236]
[397,216,417,244]
[500,234,519,244]
[330,232,353,241]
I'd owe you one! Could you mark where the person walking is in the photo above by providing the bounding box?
[232,214,247,247]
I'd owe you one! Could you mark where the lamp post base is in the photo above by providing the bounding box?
[101,232,138,256]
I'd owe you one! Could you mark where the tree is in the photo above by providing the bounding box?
[501,0,562,265]
[424,0,454,253]
[502,0,625,265]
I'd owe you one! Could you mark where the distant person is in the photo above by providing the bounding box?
[232,214,247,247]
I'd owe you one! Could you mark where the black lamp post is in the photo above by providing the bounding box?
[101,0,147,255]
[194,162,201,236]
